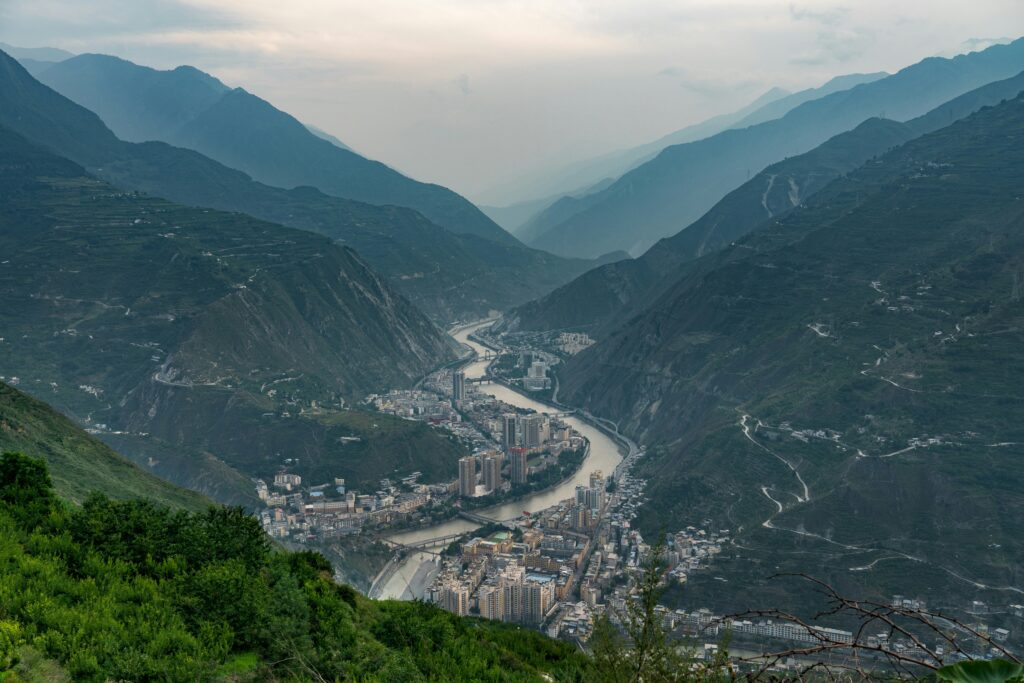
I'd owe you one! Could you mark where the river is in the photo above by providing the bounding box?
[378,320,626,599]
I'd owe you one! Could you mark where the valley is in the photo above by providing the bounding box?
[378,320,632,598]
[3,20,1024,680]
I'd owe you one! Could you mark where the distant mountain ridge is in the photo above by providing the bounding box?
[528,38,1024,258]
[0,49,604,322]
[0,41,74,62]
[489,72,885,233]
[504,70,1024,336]
[31,53,516,246]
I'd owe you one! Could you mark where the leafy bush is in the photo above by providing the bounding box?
[0,451,588,682]
[932,660,1024,683]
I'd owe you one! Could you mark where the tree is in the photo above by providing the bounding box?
[727,574,1024,680]
[0,452,56,528]
[590,539,731,682]
[0,620,23,671]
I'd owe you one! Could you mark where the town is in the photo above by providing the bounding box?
[251,347,588,544]
[248,327,1022,667]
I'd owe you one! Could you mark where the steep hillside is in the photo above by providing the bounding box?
[2,50,597,322]
[0,383,209,510]
[560,95,1024,610]
[529,38,1024,258]
[4,50,598,323]
[0,124,459,501]
[33,53,515,245]
[505,70,1024,335]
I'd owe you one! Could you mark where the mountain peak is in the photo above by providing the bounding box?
[33,51,516,245]
[0,42,74,63]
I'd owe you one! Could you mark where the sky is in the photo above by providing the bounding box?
[1,0,1021,203]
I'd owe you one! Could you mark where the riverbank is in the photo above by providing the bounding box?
[469,326,638,460]
[378,320,631,600]
[381,326,597,536]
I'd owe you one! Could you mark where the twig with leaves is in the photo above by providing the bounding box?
[721,574,1020,680]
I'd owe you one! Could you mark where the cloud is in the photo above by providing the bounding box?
[960,36,1014,51]
[2,0,238,44]
[789,4,850,26]
[790,26,876,65]
[786,4,876,65]
[657,66,759,98]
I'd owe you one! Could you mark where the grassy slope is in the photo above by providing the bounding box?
[0,383,208,511]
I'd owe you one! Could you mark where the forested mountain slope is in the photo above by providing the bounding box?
[0,125,459,502]
[504,70,1024,336]
[560,95,1024,610]
[34,53,514,245]
[0,50,604,323]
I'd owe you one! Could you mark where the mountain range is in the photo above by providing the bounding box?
[503,69,1024,337]
[0,121,464,503]
[486,72,885,235]
[558,92,1024,611]
[1,50,611,322]
[31,53,513,246]
[4,31,1024,626]
[524,38,1024,259]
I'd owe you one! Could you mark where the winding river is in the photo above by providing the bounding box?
[378,320,625,599]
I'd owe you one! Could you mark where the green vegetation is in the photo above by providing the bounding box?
[1,49,609,324]
[508,70,1024,337]
[523,446,587,492]
[564,93,1024,611]
[0,120,456,505]
[0,452,590,682]
[931,660,1024,683]
[297,410,468,489]
[0,382,208,511]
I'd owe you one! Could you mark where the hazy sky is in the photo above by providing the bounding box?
[1,0,1021,202]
